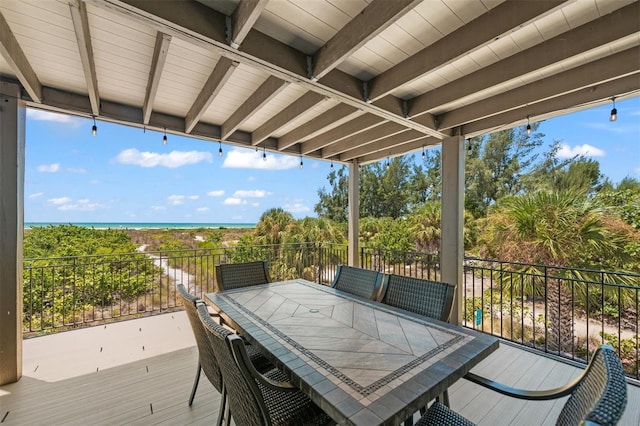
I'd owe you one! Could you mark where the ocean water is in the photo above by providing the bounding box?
[24,222,256,230]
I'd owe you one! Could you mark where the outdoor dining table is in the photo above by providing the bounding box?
[205,278,499,425]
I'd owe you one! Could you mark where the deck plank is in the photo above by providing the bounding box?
[2,312,638,426]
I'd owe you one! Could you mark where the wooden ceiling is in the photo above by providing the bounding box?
[1,0,638,164]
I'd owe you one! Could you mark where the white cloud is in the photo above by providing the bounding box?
[151,205,166,211]
[207,190,225,197]
[58,202,104,211]
[115,148,213,168]
[635,167,640,175]
[252,202,260,207]
[67,167,87,173]
[223,149,298,170]
[188,195,199,200]
[29,192,44,199]
[37,163,60,173]
[556,143,605,158]
[223,197,246,205]
[27,109,79,125]
[48,197,71,205]
[283,203,311,213]
[168,195,185,205]
[233,189,271,198]
[196,207,209,212]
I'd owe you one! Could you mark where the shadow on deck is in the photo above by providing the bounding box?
[1,312,638,425]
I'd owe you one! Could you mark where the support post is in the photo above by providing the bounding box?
[0,81,25,385]
[440,135,464,325]
[348,161,359,267]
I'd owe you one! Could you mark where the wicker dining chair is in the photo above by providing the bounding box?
[215,260,271,292]
[197,303,334,426]
[330,264,385,300]
[177,285,271,417]
[380,275,456,322]
[416,345,628,426]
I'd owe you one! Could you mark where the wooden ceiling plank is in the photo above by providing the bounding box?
[462,74,640,138]
[311,0,421,80]
[277,103,360,150]
[251,91,326,146]
[321,121,407,158]
[104,0,445,139]
[143,32,171,125]
[357,136,439,165]
[185,56,238,134]
[300,114,384,155]
[0,12,42,102]
[69,0,100,115]
[410,1,640,116]
[221,75,288,141]
[229,0,269,48]
[438,47,640,130]
[340,129,425,161]
[367,0,564,102]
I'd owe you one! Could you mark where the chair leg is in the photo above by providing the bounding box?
[188,363,202,406]
[216,386,228,426]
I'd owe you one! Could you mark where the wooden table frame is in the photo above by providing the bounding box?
[206,279,498,425]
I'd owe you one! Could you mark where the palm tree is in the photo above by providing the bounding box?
[481,190,636,354]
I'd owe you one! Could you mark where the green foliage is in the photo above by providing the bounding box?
[315,166,349,222]
[23,225,158,330]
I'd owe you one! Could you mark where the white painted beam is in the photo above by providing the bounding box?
[311,0,420,80]
[143,32,171,125]
[229,0,268,48]
[348,161,360,267]
[301,114,384,155]
[0,12,42,103]
[69,0,100,115]
[185,56,238,134]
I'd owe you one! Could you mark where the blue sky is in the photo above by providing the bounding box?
[25,97,640,224]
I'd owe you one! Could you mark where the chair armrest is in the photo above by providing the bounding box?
[228,335,298,392]
[464,372,579,401]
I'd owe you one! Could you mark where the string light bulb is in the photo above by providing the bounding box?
[299,156,303,169]
[218,141,223,157]
[330,161,334,171]
[421,146,425,160]
[610,97,617,122]
[526,115,531,136]
[386,157,390,170]
[91,116,97,136]
[162,127,167,145]
[262,147,267,161]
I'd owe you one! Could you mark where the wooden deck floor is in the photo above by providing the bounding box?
[1,312,638,425]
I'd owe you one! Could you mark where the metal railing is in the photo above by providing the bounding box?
[23,243,639,379]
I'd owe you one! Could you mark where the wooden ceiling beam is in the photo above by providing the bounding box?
[367,0,564,102]
[462,74,640,137]
[438,47,640,130]
[185,56,238,134]
[340,129,425,161]
[221,75,288,141]
[311,0,420,80]
[300,114,384,155]
[251,91,326,146]
[228,0,268,48]
[409,1,640,116]
[69,0,100,115]
[103,0,445,138]
[143,32,171,125]
[0,12,42,102]
[277,103,360,151]
[321,122,407,158]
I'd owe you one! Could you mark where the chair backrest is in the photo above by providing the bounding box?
[177,284,223,392]
[215,260,271,292]
[380,275,456,322]
[197,303,269,426]
[556,345,627,426]
[331,265,383,300]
